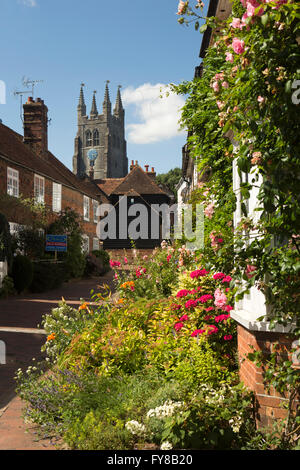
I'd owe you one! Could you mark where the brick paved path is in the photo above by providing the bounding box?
[0,272,114,450]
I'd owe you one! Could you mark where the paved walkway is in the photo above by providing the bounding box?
[0,272,114,450]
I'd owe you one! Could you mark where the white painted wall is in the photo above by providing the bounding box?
[232,147,268,324]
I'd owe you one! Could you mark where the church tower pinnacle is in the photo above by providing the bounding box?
[90,90,98,118]
[103,80,111,117]
[77,83,86,118]
[73,82,128,180]
[114,85,124,119]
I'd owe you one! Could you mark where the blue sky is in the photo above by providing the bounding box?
[0,0,206,175]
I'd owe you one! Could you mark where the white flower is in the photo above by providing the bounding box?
[125,420,146,436]
[146,400,184,420]
[161,441,173,450]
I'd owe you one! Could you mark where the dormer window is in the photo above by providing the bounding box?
[93,129,99,146]
[86,130,92,147]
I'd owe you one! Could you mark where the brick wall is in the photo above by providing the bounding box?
[0,158,98,252]
[237,325,299,428]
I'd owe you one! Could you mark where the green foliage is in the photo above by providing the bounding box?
[30,261,65,293]
[0,213,12,267]
[12,255,34,294]
[16,227,45,260]
[92,249,110,268]
[155,167,182,201]
[0,275,15,298]
[47,208,86,279]
[175,0,300,404]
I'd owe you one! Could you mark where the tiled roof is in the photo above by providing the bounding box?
[95,178,125,196]
[109,165,169,196]
[0,122,101,200]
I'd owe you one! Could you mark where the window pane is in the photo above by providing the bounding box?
[52,183,62,213]
[83,196,90,220]
[7,168,19,198]
[34,175,44,204]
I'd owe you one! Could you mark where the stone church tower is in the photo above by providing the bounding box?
[73,82,128,180]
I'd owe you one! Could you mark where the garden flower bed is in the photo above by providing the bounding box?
[15,243,260,450]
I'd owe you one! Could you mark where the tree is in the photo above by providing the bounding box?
[155,167,182,201]
[47,208,86,279]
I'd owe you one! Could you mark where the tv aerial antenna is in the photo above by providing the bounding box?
[14,77,44,122]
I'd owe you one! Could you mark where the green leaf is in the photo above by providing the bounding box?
[261,13,269,26]
[200,23,208,34]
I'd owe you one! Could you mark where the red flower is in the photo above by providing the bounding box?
[204,315,213,321]
[185,299,198,309]
[205,307,214,312]
[110,260,121,267]
[190,269,209,279]
[224,305,233,312]
[197,294,213,304]
[214,314,230,323]
[207,325,219,335]
[224,335,233,341]
[176,289,190,298]
[191,329,205,337]
[179,314,189,322]
[213,272,225,280]
[222,275,232,283]
[174,322,184,331]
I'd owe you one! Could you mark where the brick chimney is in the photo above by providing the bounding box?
[23,97,48,157]
[147,166,156,182]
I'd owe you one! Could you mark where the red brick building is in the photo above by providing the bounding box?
[0,97,103,253]
[0,97,171,254]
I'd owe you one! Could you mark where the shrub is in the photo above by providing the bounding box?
[47,208,86,280]
[92,249,110,269]
[84,250,110,277]
[16,227,45,260]
[0,275,15,298]
[30,261,65,293]
[12,255,34,294]
[0,213,12,268]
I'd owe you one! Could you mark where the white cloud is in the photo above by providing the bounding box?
[122,83,186,145]
[19,0,37,7]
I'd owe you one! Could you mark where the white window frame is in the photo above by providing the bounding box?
[82,234,89,254]
[92,237,99,251]
[92,200,99,224]
[52,182,62,213]
[7,167,19,198]
[34,174,45,204]
[83,195,90,221]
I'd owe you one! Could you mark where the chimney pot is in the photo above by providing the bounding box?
[145,165,149,172]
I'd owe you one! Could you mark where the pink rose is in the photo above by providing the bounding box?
[214,288,228,309]
[177,0,187,15]
[245,264,257,279]
[225,52,234,63]
[230,17,242,29]
[232,38,245,54]
[204,202,215,219]
[212,81,220,93]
